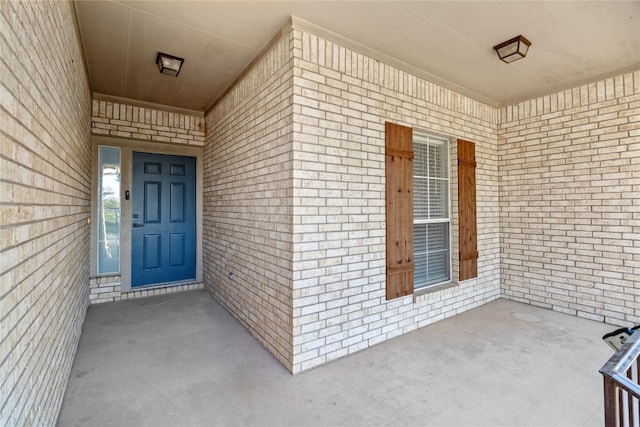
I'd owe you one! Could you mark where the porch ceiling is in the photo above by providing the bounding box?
[74,1,640,112]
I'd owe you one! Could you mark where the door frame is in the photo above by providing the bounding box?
[91,135,203,292]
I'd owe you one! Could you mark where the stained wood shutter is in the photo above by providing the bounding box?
[385,122,415,300]
[457,139,478,281]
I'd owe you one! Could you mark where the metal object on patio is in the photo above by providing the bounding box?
[604,326,640,351]
[600,326,640,427]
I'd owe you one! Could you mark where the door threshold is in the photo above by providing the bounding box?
[127,279,199,293]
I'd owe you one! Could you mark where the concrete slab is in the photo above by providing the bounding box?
[57,290,614,426]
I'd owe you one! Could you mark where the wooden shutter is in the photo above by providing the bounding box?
[385,122,415,300]
[458,139,478,281]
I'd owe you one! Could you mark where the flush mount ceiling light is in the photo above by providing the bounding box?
[156,52,184,77]
[493,35,531,64]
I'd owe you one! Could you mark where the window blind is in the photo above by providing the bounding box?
[413,133,451,288]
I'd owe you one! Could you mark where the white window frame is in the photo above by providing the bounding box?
[413,132,453,289]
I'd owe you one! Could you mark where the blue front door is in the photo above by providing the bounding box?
[132,152,196,287]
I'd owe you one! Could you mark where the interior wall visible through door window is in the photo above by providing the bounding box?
[97,146,121,274]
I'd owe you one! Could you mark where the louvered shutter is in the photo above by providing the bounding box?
[385,122,415,300]
[457,139,478,281]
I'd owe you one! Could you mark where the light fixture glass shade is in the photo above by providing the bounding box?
[493,35,531,64]
[156,52,184,77]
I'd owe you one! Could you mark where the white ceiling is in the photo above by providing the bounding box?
[74,1,640,112]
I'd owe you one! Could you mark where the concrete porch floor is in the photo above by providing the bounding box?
[58,290,614,426]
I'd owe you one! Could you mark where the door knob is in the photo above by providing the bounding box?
[132,223,145,228]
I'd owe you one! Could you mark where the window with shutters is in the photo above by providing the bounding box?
[413,132,451,288]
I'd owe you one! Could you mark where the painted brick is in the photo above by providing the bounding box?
[287,28,500,373]
[87,276,203,304]
[203,30,295,371]
[0,1,91,424]
[499,72,640,325]
[90,99,205,146]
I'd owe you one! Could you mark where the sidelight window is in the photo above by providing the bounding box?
[97,146,121,274]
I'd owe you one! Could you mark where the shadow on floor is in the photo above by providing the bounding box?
[58,289,613,426]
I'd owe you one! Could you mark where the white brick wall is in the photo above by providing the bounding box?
[204,30,296,370]
[203,25,501,374]
[91,99,205,145]
[289,29,501,373]
[1,1,92,424]
[499,72,640,325]
[88,275,203,304]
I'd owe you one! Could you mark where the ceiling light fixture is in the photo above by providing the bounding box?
[493,35,531,64]
[156,52,184,77]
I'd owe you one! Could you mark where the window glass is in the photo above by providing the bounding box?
[413,134,451,288]
[97,146,120,274]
